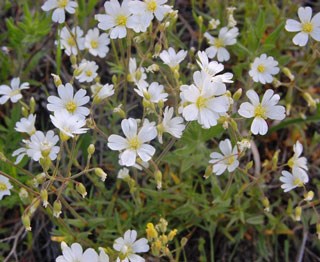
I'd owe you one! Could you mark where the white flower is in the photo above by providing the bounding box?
[204,27,239,62]
[238,90,286,135]
[158,107,185,143]
[118,168,130,180]
[113,230,149,262]
[209,139,239,175]
[0,77,29,104]
[76,60,99,83]
[159,47,187,69]
[196,51,233,83]
[26,131,60,162]
[108,118,157,167]
[129,0,171,22]
[288,141,308,176]
[180,71,230,129]
[127,4,153,33]
[15,114,36,135]
[95,0,133,39]
[249,54,279,84]
[47,83,90,118]
[128,58,148,88]
[12,140,30,164]
[91,83,115,103]
[285,6,320,46]
[42,0,78,23]
[98,248,110,262]
[280,169,309,192]
[56,242,99,262]
[59,26,85,56]
[134,82,168,103]
[85,28,110,58]
[50,110,88,138]
[0,175,13,200]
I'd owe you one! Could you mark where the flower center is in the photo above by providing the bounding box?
[146,0,157,12]
[41,142,52,157]
[293,178,303,187]
[116,15,127,26]
[128,136,141,150]
[90,40,98,49]
[288,157,294,169]
[86,70,93,77]
[120,244,133,259]
[66,101,77,113]
[257,64,265,73]
[302,22,313,33]
[0,182,8,191]
[9,89,21,97]
[254,104,266,119]
[67,36,76,46]
[214,38,224,48]
[225,155,235,166]
[196,96,207,109]
[57,0,68,8]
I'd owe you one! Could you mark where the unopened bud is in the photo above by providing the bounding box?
[204,165,212,179]
[113,104,126,118]
[304,191,314,201]
[53,200,62,218]
[155,170,162,189]
[40,189,48,208]
[157,218,168,233]
[70,55,77,65]
[232,88,242,101]
[262,197,270,212]
[282,67,295,81]
[302,92,317,111]
[245,161,253,171]
[87,144,95,155]
[272,78,282,88]
[51,74,62,87]
[294,206,302,221]
[19,188,29,204]
[154,43,162,58]
[146,223,158,240]
[40,157,51,172]
[272,150,280,170]
[29,97,36,114]
[22,106,28,117]
[95,168,107,182]
[76,183,87,198]
[168,229,178,241]
[180,237,188,247]
[30,198,40,214]
[22,213,32,231]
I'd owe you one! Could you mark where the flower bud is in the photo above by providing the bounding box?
[30,198,40,214]
[95,168,107,182]
[53,200,62,218]
[282,67,295,81]
[70,55,77,65]
[22,106,29,117]
[40,157,52,172]
[76,183,87,198]
[157,218,168,233]
[203,165,212,179]
[146,223,158,240]
[113,104,126,118]
[40,189,48,208]
[19,188,29,204]
[154,170,162,189]
[153,43,162,58]
[51,74,62,87]
[272,150,280,170]
[294,206,302,221]
[29,97,36,114]
[304,191,314,201]
[112,75,118,85]
[232,88,242,101]
[87,144,95,155]
[168,229,178,241]
[22,213,32,231]
[245,161,253,171]
[180,237,188,247]
[262,197,270,212]
[302,92,317,111]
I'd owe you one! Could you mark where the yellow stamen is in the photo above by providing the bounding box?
[214,38,224,48]
[257,64,265,73]
[57,0,68,8]
[128,136,141,150]
[146,0,157,12]
[0,182,8,191]
[225,155,235,165]
[196,96,207,109]
[67,37,76,46]
[66,101,77,113]
[116,15,127,26]
[86,70,93,77]
[302,22,313,33]
[90,40,98,49]
[254,104,266,119]
[293,178,303,187]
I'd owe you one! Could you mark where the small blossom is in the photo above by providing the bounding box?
[95,0,133,39]
[42,0,78,24]
[128,58,148,88]
[85,28,110,58]
[113,230,149,262]
[204,27,239,62]
[180,71,230,129]
[91,83,115,103]
[129,0,171,22]
[288,141,308,176]
[108,118,157,166]
[157,107,185,143]
[285,6,320,46]
[76,60,99,83]
[249,54,279,84]
[56,242,99,262]
[47,83,90,118]
[208,18,220,30]
[118,168,130,180]
[134,82,168,104]
[50,110,88,138]
[159,47,187,70]
[209,139,239,175]
[238,90,286,135]
[280,169,309,192]
[0,77,29,104]
[0,175,13,200]
[15,114,36,135]
[59,26,85,56]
